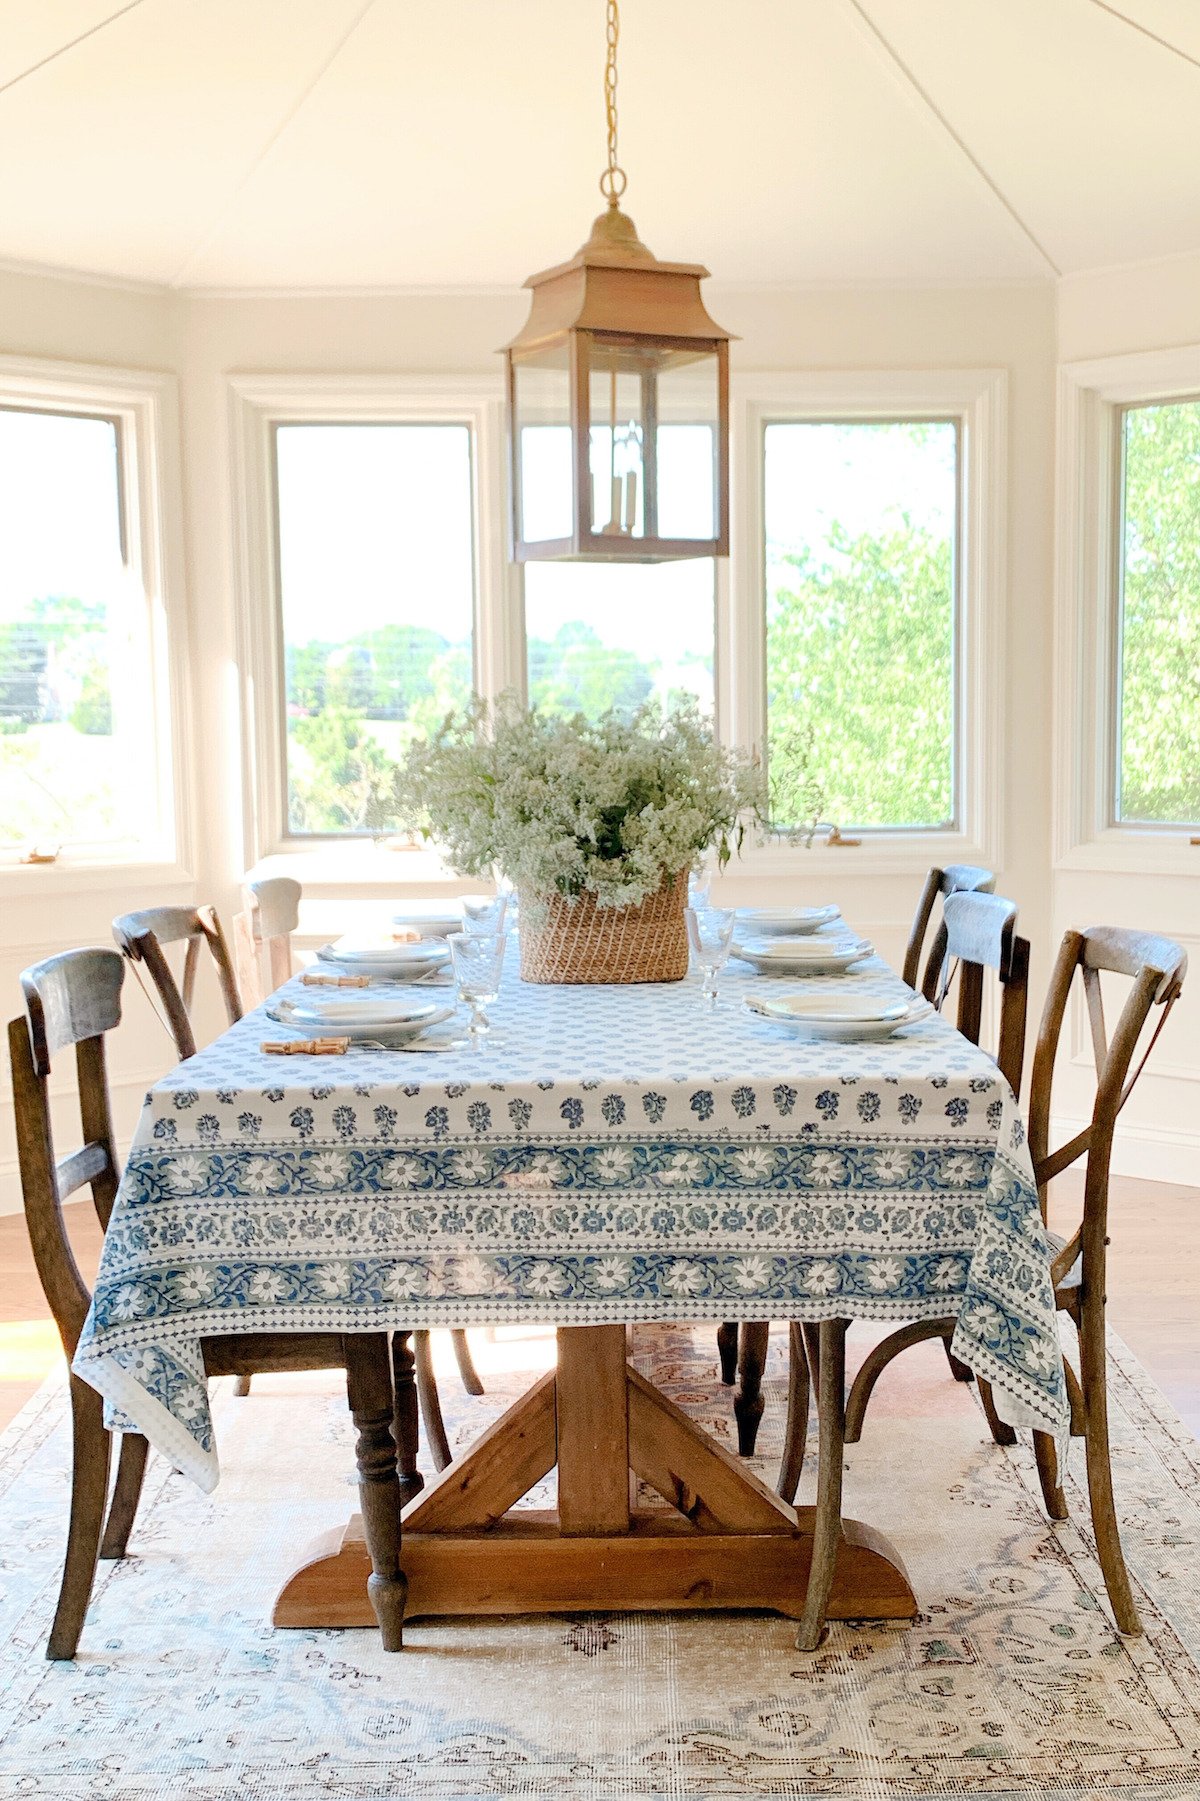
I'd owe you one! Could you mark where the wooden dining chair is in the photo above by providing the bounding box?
[9,947,414,1659]
[717,868,1002,1455]
[112,904,243,1060]
[725,889,1030,1476]
[232,876,302,1010]
[829,889,1032,1459]
[902,863,996,1000]
[794,924,1184,1646]
[1022,924,1185,1635]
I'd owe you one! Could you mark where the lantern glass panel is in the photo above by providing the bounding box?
[587,343,647,540]
[513,346,572,544]
[655,348,719,542]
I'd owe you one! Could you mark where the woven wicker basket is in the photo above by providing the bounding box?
[519,871,689,985]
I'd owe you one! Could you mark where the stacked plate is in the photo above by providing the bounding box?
[390,901,465,939]
[731,934,873,976]
[269,990,456,1045]
[315,937,452,981]
[734,904,841,936]
[745,992,934,1042]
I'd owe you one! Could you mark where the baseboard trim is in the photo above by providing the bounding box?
[1052,1113,1199,1188]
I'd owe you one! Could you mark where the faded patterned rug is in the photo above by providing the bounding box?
[1,1322,1199,1801]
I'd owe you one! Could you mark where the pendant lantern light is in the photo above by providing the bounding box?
[502,0,732,563]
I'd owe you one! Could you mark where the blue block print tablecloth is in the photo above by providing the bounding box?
[74,943,1069,1489]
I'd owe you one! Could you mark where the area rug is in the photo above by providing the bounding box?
[1,1323,1199,1801]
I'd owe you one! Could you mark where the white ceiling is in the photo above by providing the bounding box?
[2,0,1199,292]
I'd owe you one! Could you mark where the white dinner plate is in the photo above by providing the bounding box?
[732,935,872,975]
[270,997,456,1044]
[734,904,841,936]
[745,993,933,1041]
[316,938,451,980]
[390,902,465,938]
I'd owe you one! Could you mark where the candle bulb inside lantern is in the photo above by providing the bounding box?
[624,469,637,533]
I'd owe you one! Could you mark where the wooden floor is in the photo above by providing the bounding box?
[0,1174,1196,1437]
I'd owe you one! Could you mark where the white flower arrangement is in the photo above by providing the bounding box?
[390,695,766,910]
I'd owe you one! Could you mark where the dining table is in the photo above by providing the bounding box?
[73,929,1070,1640]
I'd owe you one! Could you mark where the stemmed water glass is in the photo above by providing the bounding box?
[449,930,507,1052]
[686,905,737,1008]
[462,891,509,935]
[688,847,719,913]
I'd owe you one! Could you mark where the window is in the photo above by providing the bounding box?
[524,561,715,719]
[519,409,718,721]
[0,393,173,861]
[236,371,1002,873]
[763,419,959,831]
[274,423,476,836]
[1115,397,1200,826]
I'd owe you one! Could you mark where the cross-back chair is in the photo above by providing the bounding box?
[821,889,1032,1461]
[724,887,1030,1478]
[902,863,996,1000]
[9,947,413,1659]
[1022,924,1185,1635]
[112,904,243,1060]
[232,876,302,1011]
[790,923,1184,1648]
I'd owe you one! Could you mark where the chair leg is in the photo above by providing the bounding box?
[843,1317,955,1443]
[98,1432,149,1560]
[1033,1429,1069,1521]
[796,1319,848,1653]
[734,1322,770,1456]
[413,1329,452,1471]
[1078,1299,1141,1635]
[777,1322,810,1503]
[451,1328,484,1396]
[716,1321,739,1386]
[943,1334,975,1383]
[233,1374,252,1397]
[47,1377,113,1661]
[391,1330,424,1505]
[344,1333,406,1651]
[977,1378,1018,1447]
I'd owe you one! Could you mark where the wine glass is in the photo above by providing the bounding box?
[462,891,509,935]
[686,905,736,1008]
[449,930,507,1051]
[689,846,719,913]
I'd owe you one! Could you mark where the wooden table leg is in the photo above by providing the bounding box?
[275,1322,916,1636]
[557,1325,629,1534]
[344,1333,406,1651]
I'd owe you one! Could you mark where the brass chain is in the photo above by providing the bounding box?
[599,0,627,207]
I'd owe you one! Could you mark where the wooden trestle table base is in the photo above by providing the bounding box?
[273,1325,917,1638]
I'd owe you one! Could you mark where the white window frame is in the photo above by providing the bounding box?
[228,374,515,876]
[0,355,189,893]
[726,369,1006,878]
[1055,344,1200,874]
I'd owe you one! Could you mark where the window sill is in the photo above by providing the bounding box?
[1055,829,1200,878]
[0,853,194,898]
[729,830,995,882]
